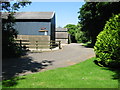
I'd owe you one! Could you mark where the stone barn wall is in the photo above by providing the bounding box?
[16,35,50,49]
[55,28,69,44]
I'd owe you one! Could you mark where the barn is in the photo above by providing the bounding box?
[2,12,70,50]
[55,27,70,44]
[2,12,56,50]
[2,12,55,41]
[15,12,55,41]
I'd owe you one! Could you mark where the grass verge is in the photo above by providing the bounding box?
[82,42,94,48]
[2,57,118,88]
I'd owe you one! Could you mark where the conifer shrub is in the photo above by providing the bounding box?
[94,14,120,68]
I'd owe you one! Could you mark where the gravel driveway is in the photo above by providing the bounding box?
[3,43,95,79]
[29,43,95,70]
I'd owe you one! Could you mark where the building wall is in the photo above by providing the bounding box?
[55,28,69,44]
[50,14,56,41]
[16,35,50,49]
[55,32,68,39]
[15,22,51,35]
[17,35,50,41]
[56,39,68,44]
[13,13,56,41]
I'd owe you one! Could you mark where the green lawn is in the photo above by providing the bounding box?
[3,57,118,88]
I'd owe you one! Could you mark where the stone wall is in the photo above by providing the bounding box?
[16,35,50,49]
[56,39,68,44]
[16,35,50,42]
[55,28,69,44]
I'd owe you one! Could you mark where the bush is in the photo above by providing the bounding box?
[75,30,89,43]
[94,14,120,68]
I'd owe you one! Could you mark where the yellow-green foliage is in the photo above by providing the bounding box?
[94,14,120,67]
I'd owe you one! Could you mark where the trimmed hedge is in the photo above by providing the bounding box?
[94,14,120,67]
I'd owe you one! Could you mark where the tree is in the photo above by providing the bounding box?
[2,2,31,12]
[94,14,120,67]
[75,24,89,43]
[78,2,120,45]
[64,24,77,43]
[2,1,31,58]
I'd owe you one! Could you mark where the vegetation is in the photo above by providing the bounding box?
[78,2,120,45]
[2,57,118,88]
[64,24,88,43]
[2,1,31,58]
[65,2,120,45]
[81,41,93,48]
[94,14,120,68]
[75,24,89,43]
[2,12,20,58]
[2,2,120,88]
[64,24,77,43]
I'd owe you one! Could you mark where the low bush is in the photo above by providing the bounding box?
[94,14,120,68]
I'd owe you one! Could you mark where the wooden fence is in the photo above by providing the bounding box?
[15,40,62,51]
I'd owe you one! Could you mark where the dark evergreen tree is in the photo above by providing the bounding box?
[2,1,31,58]
[78,2,120,45]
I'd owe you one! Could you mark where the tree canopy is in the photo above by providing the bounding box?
[2,1,31,58]
[64,24,77,43]
[2,2,31,12]
[64,24,77,36]
[78,2,120,45]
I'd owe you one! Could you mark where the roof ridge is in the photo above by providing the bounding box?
[51,11,55,18]
[2,12,55,19]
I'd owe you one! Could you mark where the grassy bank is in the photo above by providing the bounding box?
[3,57,118,88]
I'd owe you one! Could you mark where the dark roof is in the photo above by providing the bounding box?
[2,12,55,19]
[56,28,68,32]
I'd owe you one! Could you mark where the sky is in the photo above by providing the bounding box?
[17,2,85,27]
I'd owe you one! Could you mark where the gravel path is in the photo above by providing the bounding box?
[29,43,95,70]
[3,43,95,79]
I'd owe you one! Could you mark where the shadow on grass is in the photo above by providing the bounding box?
[82,42,94,48]
[2,77,25,87]
[2,51,54,87]
[93,60,120,88]
[102,67,120,88]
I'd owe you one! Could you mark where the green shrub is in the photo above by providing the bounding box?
[75,30,89,43]
[94,14,120,68]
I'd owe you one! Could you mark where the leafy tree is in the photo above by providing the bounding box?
[2,2,31,12]
[78,2,120,45]
[75,24,89,43]
[64,24,77,36]
[64,24,77,43]
[94,14,120,68]
[2,1,31,58]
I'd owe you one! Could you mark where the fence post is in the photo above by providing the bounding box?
[50,40,52,50]
[20,39,22,50]
[59,41,62,49]
[36,41,38,50]
[68,34,71,44]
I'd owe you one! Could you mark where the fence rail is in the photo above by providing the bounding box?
[15,39,62,50]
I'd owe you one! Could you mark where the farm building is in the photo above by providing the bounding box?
[2,12,70,50]
[55,27,70,44]
[2,12,56,49]
[2,12,56,41]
